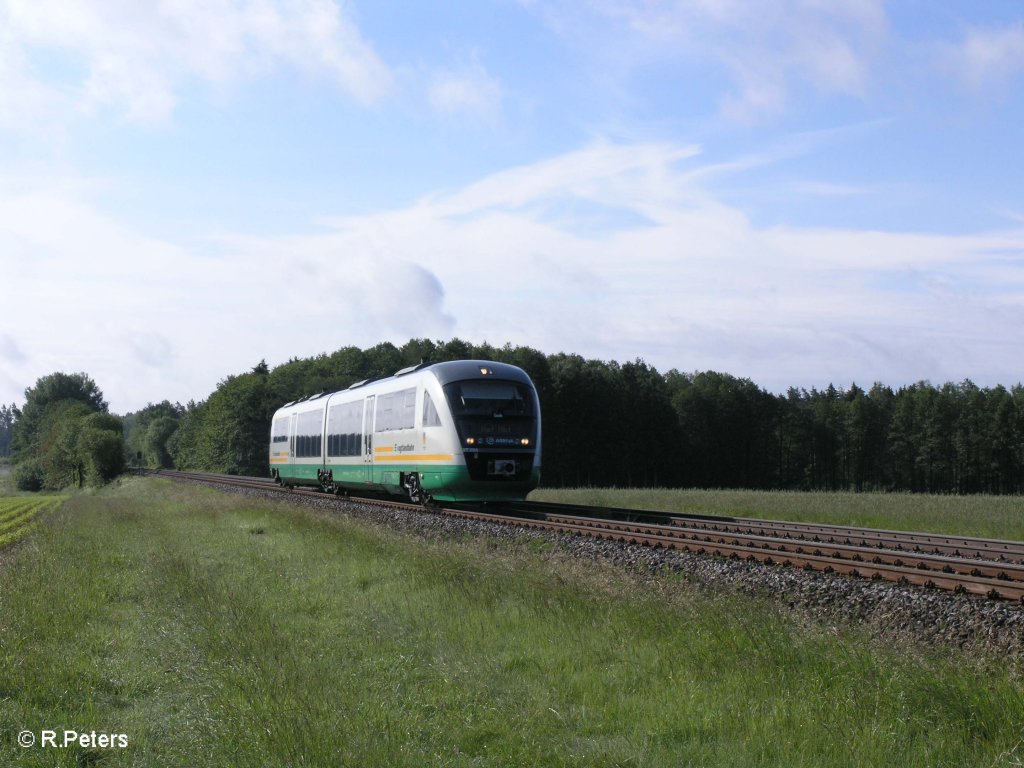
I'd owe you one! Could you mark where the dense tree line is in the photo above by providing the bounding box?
[163,339,1024,495]
[8,344,1024,494]
[0,404,15,457]
[9,372,125,491]
[772,381,1024,494]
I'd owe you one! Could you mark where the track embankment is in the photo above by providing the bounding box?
[156,470,1024,657]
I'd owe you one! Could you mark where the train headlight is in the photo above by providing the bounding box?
[520,438,530,446]
[466,437,476,446]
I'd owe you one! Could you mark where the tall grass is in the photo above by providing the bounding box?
[0,478,1021,766]
[530,487,1024,540]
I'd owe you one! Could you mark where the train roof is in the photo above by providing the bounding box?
[274,359,534,413]
[426,359,533,387]
[340,359,533,389]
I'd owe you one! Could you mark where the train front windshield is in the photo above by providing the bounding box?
[443,380,537,445]
[444,380,533,417]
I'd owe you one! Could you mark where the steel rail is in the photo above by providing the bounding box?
[502,500,1024,563]
[538,513,1024,584]
[438,507,1024,601]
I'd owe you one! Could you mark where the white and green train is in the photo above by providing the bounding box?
[269,360,541,502]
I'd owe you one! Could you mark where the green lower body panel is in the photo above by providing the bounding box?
[274,464,322,486]
[274,462,540,502]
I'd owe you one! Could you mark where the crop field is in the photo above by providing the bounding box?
[0,495,63,549]
[529,487,1024,542]
[1,478,1023,767]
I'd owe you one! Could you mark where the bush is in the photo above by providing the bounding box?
[14,459,45,492]
[78,426,125,486]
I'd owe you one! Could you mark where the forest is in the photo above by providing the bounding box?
[129,338,1024,495]
[5,339,1023,494]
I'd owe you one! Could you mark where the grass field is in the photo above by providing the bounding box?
[0,494,64,549]
[529,487,1024,541]
[1,478,1023,767]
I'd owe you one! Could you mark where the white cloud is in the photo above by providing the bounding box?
[424,140,702,216]
[945,23,1024,89]
[0,14,65,130]
[0,0,393,126]
[309,141,1024,389]
[125,331,175,369]
[0,178,456,410]
[526,0,886,121]
[428,59,503,122]
[0,334,27,364]
[3,140,1024,411]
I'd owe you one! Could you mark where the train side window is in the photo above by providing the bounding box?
[327,401,363,457]
[375,392,394,432]
[295,409,323,458]
[271,417,289,444]
[399,388,416,429]
[422,391,442,427]
[375,387,416,432]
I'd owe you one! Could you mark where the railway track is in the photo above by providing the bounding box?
[155,470,1024,601]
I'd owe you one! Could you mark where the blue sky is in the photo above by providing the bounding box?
[1,0,1023,413]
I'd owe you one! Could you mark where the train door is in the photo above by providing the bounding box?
[362,395,375,483]
[289,414,297,466]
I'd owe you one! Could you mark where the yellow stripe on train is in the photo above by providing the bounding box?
[374,454,454,462]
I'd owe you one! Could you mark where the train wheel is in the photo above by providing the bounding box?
[403,473,429,505]
[318,469,336,495]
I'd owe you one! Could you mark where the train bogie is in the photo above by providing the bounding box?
[269,360,541,502]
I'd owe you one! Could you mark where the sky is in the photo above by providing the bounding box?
[1,1,1024,414]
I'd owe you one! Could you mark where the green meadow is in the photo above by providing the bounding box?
[530,486,1024,541]
[1,477,1022,767]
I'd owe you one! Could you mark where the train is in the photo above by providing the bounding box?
[269,360,541,503]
